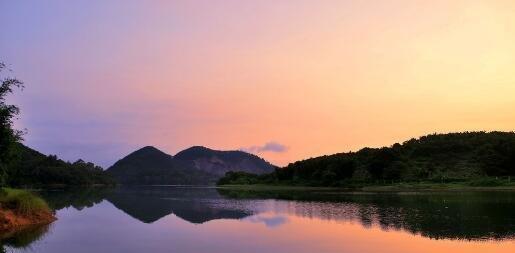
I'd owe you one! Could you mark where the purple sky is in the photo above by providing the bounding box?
[2,1,514,168]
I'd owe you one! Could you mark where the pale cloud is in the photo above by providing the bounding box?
[241,141,288,153]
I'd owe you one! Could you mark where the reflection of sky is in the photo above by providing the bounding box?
[12,200,515,253]
[244,213,288,228]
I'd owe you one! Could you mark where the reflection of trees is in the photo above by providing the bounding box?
[35,187,515,242]
[40,187,252,224]
[38,187,111,211]
[1,187,109,252]
[0,223,51,252]
[218,189,515,241]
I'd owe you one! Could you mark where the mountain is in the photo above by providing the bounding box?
[106,146,214,185]
[174,146,275,176]
[106,146,275,185]
[218,131,515,187]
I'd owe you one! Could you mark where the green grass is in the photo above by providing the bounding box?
[0,188,51,215]
[218,181,515,192]
[217,184,342,191]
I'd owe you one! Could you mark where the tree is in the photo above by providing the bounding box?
[0,62,24,185]
[383,161,407,180]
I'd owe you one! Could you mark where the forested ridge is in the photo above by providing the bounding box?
[6,144,115,187]
[0,62,114,187]
[218,132,515,187]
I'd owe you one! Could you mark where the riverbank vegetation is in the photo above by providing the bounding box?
[0,188,55,231]
[1,61,101,235]
[0,188,53,252]
[218,132,515,188]
[219,181,515,192]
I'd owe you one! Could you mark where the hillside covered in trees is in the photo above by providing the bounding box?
[6,144,115,187]
[218,132,515,187]
[1,62,114,187]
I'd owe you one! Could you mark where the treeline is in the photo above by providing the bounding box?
[1,62,114,187]
[218,132,515,187]
[7,144,115,187]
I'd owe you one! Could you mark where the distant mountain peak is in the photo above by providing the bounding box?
[175,145,260,159]
[182,146,212,152]
[174,146,214,160]
[140,145,158,150]
[107,145,275,185]
[134,145,163,153]
[174,146,275,176]
[124,146,170,158]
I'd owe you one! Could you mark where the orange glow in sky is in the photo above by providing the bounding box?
[1,0,514,166]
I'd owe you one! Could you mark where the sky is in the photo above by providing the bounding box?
[1,0,514,168]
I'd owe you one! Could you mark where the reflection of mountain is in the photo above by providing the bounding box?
[105,187,252,224]
[218,189,515,241]
[37,187,515,241]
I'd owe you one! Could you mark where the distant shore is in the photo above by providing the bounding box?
[217,182,515,192]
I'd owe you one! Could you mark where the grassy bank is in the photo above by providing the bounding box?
[360,181,515,192]
[218,181,515,192]
[0,188,55,231]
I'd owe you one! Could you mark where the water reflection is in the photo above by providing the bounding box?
[0,224,50,253]
[217,189,515,240]
[244,214,289,228]
[2,186,514,252]
[42,187,515,240]
[105,187,250,224]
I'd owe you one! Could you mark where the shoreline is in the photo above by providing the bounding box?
[0,188,56,233]
[0,208,56,233]
[217,183,515,192]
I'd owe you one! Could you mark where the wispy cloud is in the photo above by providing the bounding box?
[241,141,288,153]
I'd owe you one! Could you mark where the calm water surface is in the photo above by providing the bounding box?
[2,187,515,253]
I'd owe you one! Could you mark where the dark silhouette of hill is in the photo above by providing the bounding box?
[106,146,215,185]
[107,146,275,185]
[174,146,275,176]
[7,144,114,186]
[219,131,515,186]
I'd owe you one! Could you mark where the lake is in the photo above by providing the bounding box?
[2,186,515,253]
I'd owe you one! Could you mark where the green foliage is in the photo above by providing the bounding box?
[467,178,506,187]
[0,188,50,215]
[218,132,515,187]
[217,171,279,186]
[0,61,114,187]
[218,172,258,185]
[7,144,116,187]
[0,63,24,186]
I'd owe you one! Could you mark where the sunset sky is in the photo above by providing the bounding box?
[1,0,514,167]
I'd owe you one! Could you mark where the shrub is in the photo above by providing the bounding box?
[0,188,51,215]
[467,178,505,187]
